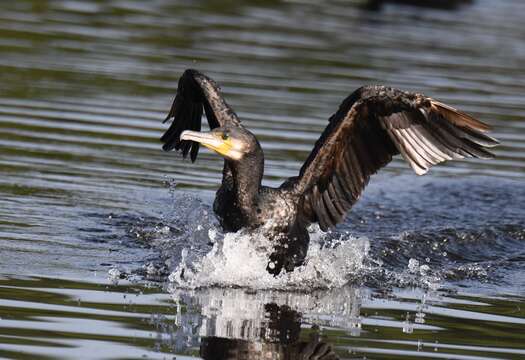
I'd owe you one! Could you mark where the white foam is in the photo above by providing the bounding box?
[151,193,444,291]
[168,223,370,290]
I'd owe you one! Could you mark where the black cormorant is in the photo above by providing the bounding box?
[161,69,498,275]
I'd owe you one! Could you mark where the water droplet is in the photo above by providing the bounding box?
[420,265,430,276]
[408,258,420,273]
[402,313,413,334]
[108,267,121,283]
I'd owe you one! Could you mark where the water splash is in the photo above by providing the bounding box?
[168,223,371,290]
[135,192,451,291]
[106,186,524,293]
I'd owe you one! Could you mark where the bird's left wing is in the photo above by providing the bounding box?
[161,69,240,161]
[293,86,498,231]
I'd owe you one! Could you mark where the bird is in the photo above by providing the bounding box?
[160,69,498,275]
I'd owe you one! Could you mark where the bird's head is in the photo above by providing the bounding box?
[180,126,260,161]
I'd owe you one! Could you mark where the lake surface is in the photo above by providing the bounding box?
[0,0,524,359]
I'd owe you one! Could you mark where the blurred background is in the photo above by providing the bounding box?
[0,1,524,359]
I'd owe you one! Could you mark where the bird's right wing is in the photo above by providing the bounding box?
[161,69,240,161]
[294,86,499,231]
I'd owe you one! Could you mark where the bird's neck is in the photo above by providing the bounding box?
[229,152,264,216]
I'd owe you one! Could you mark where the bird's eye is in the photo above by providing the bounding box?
[221,132,230,140]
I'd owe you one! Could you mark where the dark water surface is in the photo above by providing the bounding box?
[1,0,524,359]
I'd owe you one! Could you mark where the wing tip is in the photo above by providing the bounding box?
[430,100,492,132]
[476,147,497,159]
[483,135,500,147]
[161,143,173,152]
[163,114,172,124]
[413,166,429,176]
[181,68,202,81]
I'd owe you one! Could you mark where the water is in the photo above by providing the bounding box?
[0,0,524,358]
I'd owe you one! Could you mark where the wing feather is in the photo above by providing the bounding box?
[294,86,498,230]
[160,69,240,161]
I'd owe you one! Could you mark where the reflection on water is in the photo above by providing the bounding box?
[2,276,524,359]
[175,288,365,360]
[0,0,525,359]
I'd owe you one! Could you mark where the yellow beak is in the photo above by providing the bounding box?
[180,130,232,157]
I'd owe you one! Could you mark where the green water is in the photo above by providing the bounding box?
[0,0,524,359]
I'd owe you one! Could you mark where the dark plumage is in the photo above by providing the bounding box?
[161,69,499,275]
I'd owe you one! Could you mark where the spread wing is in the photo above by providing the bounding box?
[294,86,499,231]
[160,69,240,161]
